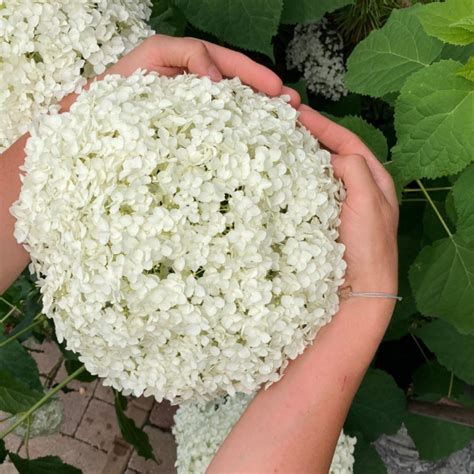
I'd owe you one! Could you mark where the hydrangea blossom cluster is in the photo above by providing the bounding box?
[173,392,357,473]
[0,0,153,152]
[286,18,348,101]
[12,71,346,402]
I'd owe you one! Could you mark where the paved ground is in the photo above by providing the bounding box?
[0,340,177,474]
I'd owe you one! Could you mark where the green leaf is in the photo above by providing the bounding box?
[412,360,464,398]
[345,369,405,442]
[280,0,353,24]
[404,412,474,460]
[345,6,443,98]
[392,60,474,182]
[452,17,474,33]
[422,200,452,243]
[416,0,474,46]
[0,439,6,464]
[0,332,42,392]
[410,235,474,334]
[452,164,474,242]
[149,2,187,36]
[416,320,474,385]
[9,454,82,474]
[173,0,283,57]
[0,370,43,414]
[333,115,388,162]
[0,272,36,309]
[438,42,474,63]
[457,56,474,81]
[352,433,386,474]
[114,392,155,460]
[385,207,424,340]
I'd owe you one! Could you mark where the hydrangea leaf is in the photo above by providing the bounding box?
[457,56,474,81]
[0,332,43,392]
[345,6,443,97]
[412,360,464,398]
[438,42,474,63]
[333,115,388,162]
[149,5,187,36]
[280,0,353,24]
[409,235,474,334]
[416,0,474,46]
[404,412,474,461]
[392,60,474,181]
[351,433,386,474]
[9,454,82,474]
[173,0,282,57]
[345,369,405,442]
[452,164,474,242]
[114,392,155,461]
[0,370,43,414]
[416,320,474,385]
[422,200,453,243]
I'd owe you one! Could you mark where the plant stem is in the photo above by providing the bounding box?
[401,198,427,202]
[448,372,454,398]
[410,333,430,364]
[0,317,44,349]
[408,398,474,428]
[25,416,31,459]
[0,297,17,311]
[0,307,17,325]
[403,186,452,193]
[416,180,453,238]
[0,365,86,440]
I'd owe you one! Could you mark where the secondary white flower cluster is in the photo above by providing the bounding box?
[0,0,153,152]
[286,18,348,101]
[173,392,357,473]
[12,71,346,403]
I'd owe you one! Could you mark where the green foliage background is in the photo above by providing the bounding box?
[1,0,473,472]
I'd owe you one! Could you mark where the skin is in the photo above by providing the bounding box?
[0,35,399,473]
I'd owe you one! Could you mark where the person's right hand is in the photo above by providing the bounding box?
[297,105,399,309]
[60,34,300,111]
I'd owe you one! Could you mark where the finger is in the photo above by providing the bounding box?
[331,154,381,204]
[281,86,301,108]
[146,35,223,80]
[201,40,283,97]
[298,104,396,204]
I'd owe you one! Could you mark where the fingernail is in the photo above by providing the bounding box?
[207,65,222,82]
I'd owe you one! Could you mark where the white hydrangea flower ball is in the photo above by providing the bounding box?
[12,71,346,403]
[286,18,348,101]
[173,392,357,473]
[0,0,153,152]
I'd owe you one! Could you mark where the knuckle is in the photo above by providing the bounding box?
[190,40,208,56]
[347,153,367,167]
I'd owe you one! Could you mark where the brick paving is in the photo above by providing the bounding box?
[0,340,179,474]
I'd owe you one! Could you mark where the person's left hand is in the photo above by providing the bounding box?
[297,104,399,308]
[61,34,300,111]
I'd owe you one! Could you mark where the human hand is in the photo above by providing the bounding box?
[297,105,399,307]
[61,34,300,111]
